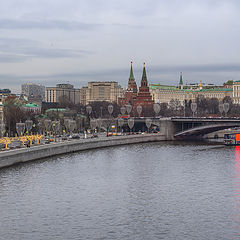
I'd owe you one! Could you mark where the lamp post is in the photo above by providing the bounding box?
[190,102,197,128]
[223,102,229,117]
[25,120,33,136]
[44,119,52,137]
[126,104,132,116]
[153,103,161,117]
[145,118,152,133]
[191,102,197,118]
[137,105,142,118]
[97,118,102,134]
[0,123,5,138]
[118,118,124,133]
[219,103,224,117]
[69,120,76,135]
[127,118,134,134]
[16,122,25,136]
[107,104,114,134]
[120,106,126,115]
[86,105,92,135]
[52,120,60,141]
[90,119,97,134]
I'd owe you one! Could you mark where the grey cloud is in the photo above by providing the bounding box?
[0,38,91,62]
[2,63,240,86]
[0,19,101,31]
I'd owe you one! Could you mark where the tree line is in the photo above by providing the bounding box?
[2,94,240,136]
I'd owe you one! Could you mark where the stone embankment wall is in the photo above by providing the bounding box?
[0,134,165,169]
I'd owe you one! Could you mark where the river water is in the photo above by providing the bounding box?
[0,142,240,240]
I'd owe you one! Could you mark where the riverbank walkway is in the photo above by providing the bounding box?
[0,133,165,169]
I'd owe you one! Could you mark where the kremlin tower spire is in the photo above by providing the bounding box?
[127,61,138,93]
[179,72,183,89]
[129,61,134,80]
[141,62,148,87]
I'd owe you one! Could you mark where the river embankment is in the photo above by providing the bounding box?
[0,134,166,169]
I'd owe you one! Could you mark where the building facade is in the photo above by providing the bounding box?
[45,84,81,104]
[150,84,233,105]
[0,95,4,123]
[84,81,124,105]
[22,83,45,101]
[150,72,233,105]
[233,81,240,104]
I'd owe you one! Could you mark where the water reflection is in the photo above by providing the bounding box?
[0,142,238,240]
[233,146,240,237]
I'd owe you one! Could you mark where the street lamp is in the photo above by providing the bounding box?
[52,120,60,141]
[86,105,92,116]
[126,104,132,115]
[90,119,97,133]
[137,105,142,118]
[153,103,161,117]
[25,120,33,135]
[0,123,5,138]
[191,102,197,118]
[118,118,124,133]
[219,103,224,117]
[120,106,126,115]
[44,119,52,136]
[108,104,114,117]
[145,118,152,133]
[223,102,229,117]
[107,104,114,134]
[16,122,25,136]
[127,118,134,134]
[97,118,103,133]
[69,120,76,135]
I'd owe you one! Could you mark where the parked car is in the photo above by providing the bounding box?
[72,134,81,139]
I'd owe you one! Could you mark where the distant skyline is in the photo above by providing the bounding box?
[1,0,240,93]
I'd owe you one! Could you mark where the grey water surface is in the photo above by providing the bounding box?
[0,142,239,240]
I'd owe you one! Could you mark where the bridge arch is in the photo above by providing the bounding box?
[174,123,240,139]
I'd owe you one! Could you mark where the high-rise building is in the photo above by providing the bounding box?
[21,83,45,101]
[45,84,81,104]
[84,81,124,105]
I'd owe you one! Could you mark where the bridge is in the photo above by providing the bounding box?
[171,118,240,140]
[97,117,240,140]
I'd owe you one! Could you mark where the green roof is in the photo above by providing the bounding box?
[45,108,66,113]
[150,84,178,90]
[196,88,232,92]
[25,103,41,108]
[150,84,232,92]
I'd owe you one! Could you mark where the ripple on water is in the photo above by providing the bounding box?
[0,142,238,240]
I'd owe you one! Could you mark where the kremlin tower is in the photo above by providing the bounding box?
[118,62,154,117]
[133,63,154,116]
[118,61,138,106]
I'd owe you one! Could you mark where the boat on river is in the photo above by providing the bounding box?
[224,133,240,146]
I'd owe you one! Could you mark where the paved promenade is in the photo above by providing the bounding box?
[0,134,165,169]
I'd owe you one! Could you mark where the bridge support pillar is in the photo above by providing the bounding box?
[160,119,175,140]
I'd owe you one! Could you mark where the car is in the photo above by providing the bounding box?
[91,134,98,138]
[72,134,81,139]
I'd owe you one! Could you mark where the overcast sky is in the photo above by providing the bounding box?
[1,0,240,93]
